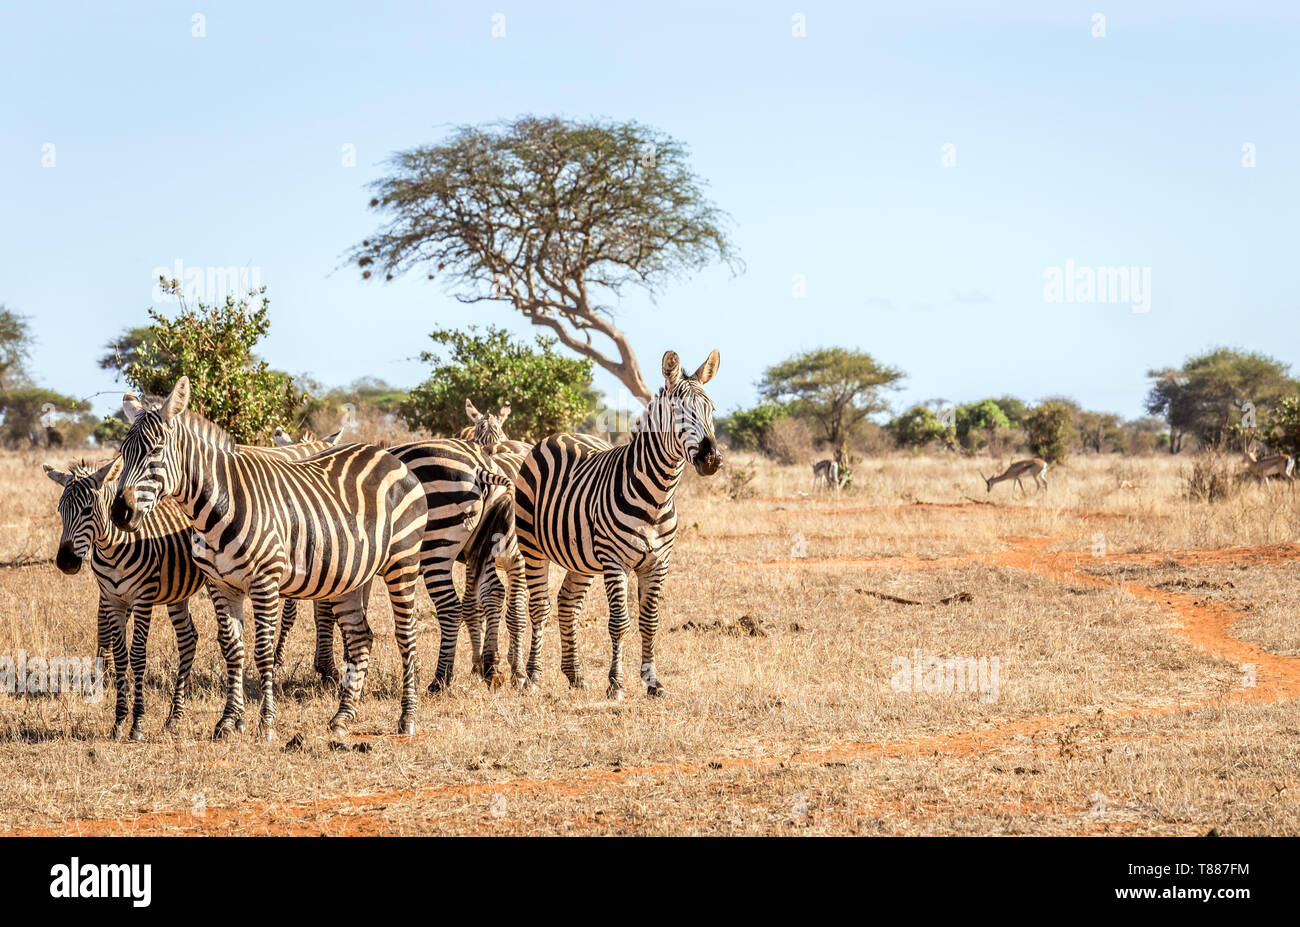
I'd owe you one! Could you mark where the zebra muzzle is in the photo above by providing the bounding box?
[55,542,83,575]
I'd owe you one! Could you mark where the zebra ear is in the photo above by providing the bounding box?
[162,377,190,423]
[90,457,121,488]
[122,392,145,425]
[662,351,682,387]
[691,350,720,384]
[323,429,343,445]
[43,464,72,487]
[465,398,482,424]
[498,404,511,423]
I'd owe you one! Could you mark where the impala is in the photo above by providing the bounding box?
[981,458,1048,494]
[1245,445,1295,487]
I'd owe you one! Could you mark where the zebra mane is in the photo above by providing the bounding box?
[133,392,236,449]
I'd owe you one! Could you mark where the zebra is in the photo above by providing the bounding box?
[252,435,521,695]
[514,349,723,698]
[123,398,345,686]
[110,377,429,740]
[381,439,515,693]
[464,399,531,455]
[44,458,207,741]
[812,459,839,492]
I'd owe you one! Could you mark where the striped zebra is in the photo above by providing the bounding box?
[110,377,429,740]
[123,399,345,686]
[381,439,514,692]
[514,350,722,698]
[45,458,207,740]
[464,399,531,455]
[249,436,519,695]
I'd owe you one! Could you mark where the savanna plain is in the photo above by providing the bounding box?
[1,450,1298,835]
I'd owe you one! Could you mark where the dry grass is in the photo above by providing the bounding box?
[2,448,1298,835]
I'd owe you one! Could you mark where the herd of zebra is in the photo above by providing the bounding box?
[43,349,723,742]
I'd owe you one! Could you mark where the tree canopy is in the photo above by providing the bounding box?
[0,306,32,391]
[400,325,594,443]
[1145,348,1297,453]
[348,115,739,402]
[759,347,904,463]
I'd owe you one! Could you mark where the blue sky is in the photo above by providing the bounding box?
[2,1,1297,421]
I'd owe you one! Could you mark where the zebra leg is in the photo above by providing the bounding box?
[102,601,130,740]
[522,554,552,690]
[385,567,421,734]
[209,589,247,738]
[126,602,152,742]
[501,552,528,688]
[327,587,372,736]
[557,571,595,689]
[477,562,506,686]
[249,580,283,742]
[273,598,298,679]
[425,559,464,694]
[636,558,671,697]
[463,563,485,677]
[162,600,197,734]
[313,599,340,685]
[602,565,632,700]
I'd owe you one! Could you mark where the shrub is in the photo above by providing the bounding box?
[400,325,593,442]
[764,416,816,465]
[1025,401,1073,463]
[1183,454,1238,502]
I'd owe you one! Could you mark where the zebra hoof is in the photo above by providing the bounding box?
[397,715,416,735]
[212,722,237,741]
[162,716,181,735]
[606,685,625,701]
[568,675,587,690]
[426,678,450,696]
[317,665,341,687]
[486,671,506,690]
[111,723,127,741]
[647,684,667,698]
[129,726,145,743]
[259,726,275,743]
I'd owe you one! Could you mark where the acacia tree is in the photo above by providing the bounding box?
[0,306,32,391]
[348,116,739,402]
[759,348,904,464]
[1145,349,1296,453]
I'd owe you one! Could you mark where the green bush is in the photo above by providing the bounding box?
[400,325,593,443]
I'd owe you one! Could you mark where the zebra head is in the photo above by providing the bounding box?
[110,377,191,531]
[465,398,510,446]
[658,349,723,476]
[44,458,119,574]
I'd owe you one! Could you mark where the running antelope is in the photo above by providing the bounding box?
[981,458,1048,494]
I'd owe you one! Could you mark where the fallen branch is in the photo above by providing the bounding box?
[855,588,973,606]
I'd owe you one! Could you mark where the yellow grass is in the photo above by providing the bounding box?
[2,448,1298,835]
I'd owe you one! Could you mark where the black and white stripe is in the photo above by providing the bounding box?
[110,378,428,740]
[513,350,722,697]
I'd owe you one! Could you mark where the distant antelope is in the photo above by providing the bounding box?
[981,458,1048,494]
[1244,444,1295,488]
[812,459,839,492]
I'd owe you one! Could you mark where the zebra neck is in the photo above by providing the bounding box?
[170,423,229,526]
[627,426,685,509]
